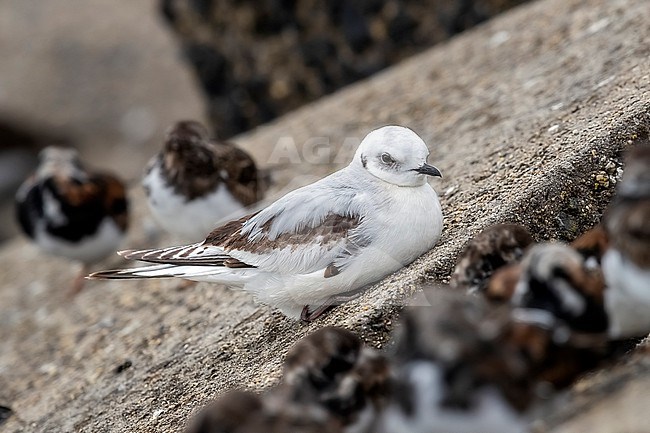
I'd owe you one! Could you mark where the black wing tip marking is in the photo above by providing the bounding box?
[117,244,248,267]
[86,269,144,280]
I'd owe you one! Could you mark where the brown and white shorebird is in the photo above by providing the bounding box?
[377,292,536,433]
[15,146,129,295]
[491,242,609,335]
[570,224,609,267]
[482,241,622,389]
[601,143,650,338]
[142,120,264,242]
[489,144,650,340]
[281,327,390,432]
[185,389,343,433]
[451,223,534,294]
[89,126,444,321]
[427,285,607,387]
[185,390,263,433]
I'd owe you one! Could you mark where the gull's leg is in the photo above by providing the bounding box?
[176,279,197,291]
[301,303,335,322]
[68,264,89,297]
[301,285,371,322]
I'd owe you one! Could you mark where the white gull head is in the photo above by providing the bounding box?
[352,125,442,187]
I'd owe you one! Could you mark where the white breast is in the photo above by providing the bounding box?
[377,182,443,264]
[343,181,443,288]
[34,217,125,264]
[377,362,527,433]
[143,164,245,242]
[603,248,650,338]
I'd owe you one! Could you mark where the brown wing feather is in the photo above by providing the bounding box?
[98,173,129,231]
[571,225,609,263]
[205,212,362,255]
[204,212,259,246]
[217,142,264,205]
[53,172,129,231]
[119,211,361,269]
[607,200,650,268]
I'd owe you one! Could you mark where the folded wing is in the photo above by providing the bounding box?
[92,177,372,278]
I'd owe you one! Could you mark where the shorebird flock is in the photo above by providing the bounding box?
[13,121,649,432]
[183,141,650,433]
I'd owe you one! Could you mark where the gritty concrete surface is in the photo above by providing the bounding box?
[535,338,650,433]
[0,0,649,431]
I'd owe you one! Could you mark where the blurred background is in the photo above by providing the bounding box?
[0,0,529,242]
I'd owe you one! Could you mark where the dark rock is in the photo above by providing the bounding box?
[339,3,372,53]
[189,0,213,16]
[0,406,11,426]
[387,9,418,44]
[160,0,533,139]
[183,44,230,96]
[115,360,133,374]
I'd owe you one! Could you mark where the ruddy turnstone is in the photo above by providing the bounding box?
[422,287,606,391]
[185,390,262,433]
[142,120,264,242]
[378,292,534,433]
[570,224,609,267]
[90,125,444,320]
[503,242,609,335]
[451,224,534,294]
[185,389,343,433]
[484,241,613,387]
[487,226,611,305]
[281,327,389,432]
[601,143,650,338]
[15,146,129,295]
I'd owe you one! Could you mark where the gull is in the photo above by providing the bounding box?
[90,125,443,320]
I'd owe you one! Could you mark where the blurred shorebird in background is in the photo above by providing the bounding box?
[601,143,650,338]
[142,120,265,242]
[15,146,129,295]
[451,223,534,294]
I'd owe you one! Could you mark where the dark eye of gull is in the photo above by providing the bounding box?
[380,153,395,165]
